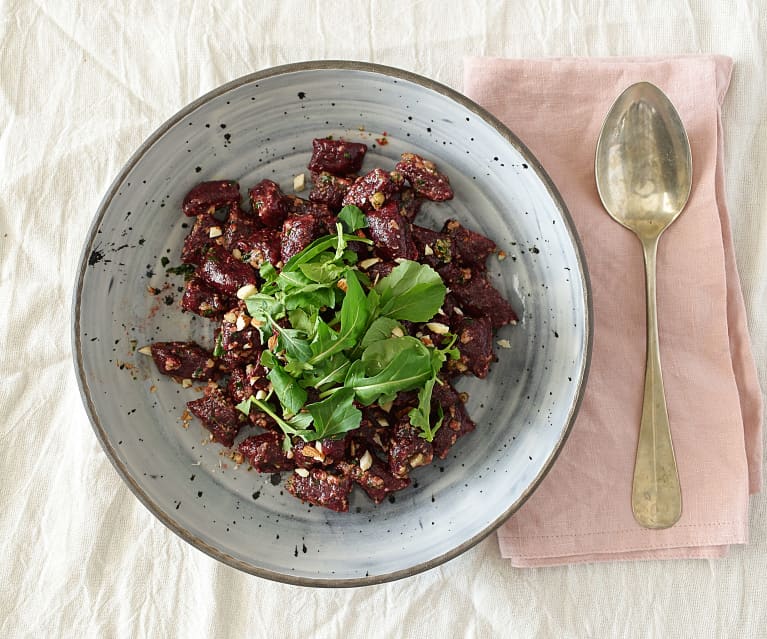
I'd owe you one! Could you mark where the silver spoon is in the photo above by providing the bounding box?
[595,82,692,529]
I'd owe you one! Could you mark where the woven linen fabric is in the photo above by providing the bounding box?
[464,54,762,566]
[1,2,765,637]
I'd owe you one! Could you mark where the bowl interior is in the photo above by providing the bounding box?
[74,62,590,585]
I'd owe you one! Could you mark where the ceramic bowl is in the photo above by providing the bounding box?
[73,61,591,586]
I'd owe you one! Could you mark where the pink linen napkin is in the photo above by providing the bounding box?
[464,56,763,566]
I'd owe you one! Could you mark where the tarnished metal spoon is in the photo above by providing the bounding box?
[595,82,692,529]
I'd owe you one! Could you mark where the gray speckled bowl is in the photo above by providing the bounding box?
[73,61,591,586]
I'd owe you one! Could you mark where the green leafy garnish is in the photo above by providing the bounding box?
[301,353,350,391]
[235,230,455,442]
[259,262,278,283]
[236,396,311,439]
[307,388,362,439]
[374,260,447,321]
[282,225,371,272]
[360,316,405,348]
[337,205,368,232]
[273,324,312,362]
[344,336,433,405]
[408,378,444,442]
[266,362,307,415]
[406,333,460,438]
[237,389,361,443]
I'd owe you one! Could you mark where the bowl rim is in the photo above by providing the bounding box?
[72,59,593,587]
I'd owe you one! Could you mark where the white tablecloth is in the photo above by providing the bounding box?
[1,2,765,637]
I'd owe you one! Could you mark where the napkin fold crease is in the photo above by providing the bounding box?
[463,55,762,567]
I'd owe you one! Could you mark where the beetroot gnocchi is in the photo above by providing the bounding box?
[147,139,517,512]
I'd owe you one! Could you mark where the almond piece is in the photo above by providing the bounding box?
[358,257,381,270]
[426,322,450,335]
[359,450,373,472]
[236,283,257,300]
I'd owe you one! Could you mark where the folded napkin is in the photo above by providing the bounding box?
[464,55,763,566]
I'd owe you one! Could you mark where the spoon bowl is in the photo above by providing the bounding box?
[595,82,692,529]
[596,82,692,239]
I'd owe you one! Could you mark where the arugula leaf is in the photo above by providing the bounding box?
[375,260,446,322]
[408,377,444,442]
[285,411,314,430]
[342,249,359,265]
[245,294,285,325]
[345,359,432,406]
[366,287,380,315]
[259,262,278,283]
[277,269,315,290]
[301,354,350,390]
[282,231,372,272]
[283,285,336,311]
[429,332,461,373]
[310,320,340,358]
[338,269,370,342]
[267,363,307,415]
[273,325,312,362]
[306,387,362,439]
[360,335,430,373]
[288,308,317,335]
[299,258,345,284]
[284,359,314,377]
[235,397,253,415]
[337,205,368,232]
[307,270,370,365]
[407,378,433,433]
[360,316,404,348]
[237,389,359,442]
[259,349,279,369]
[344,336,433,405]
[236,396,312,440]
[277,270,337,309]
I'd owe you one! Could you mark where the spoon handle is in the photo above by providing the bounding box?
[632,237,683,529]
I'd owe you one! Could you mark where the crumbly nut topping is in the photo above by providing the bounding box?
[301,445,325,462]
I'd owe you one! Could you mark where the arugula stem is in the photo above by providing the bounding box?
[317,385,344,400]
[250,398,300,437]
